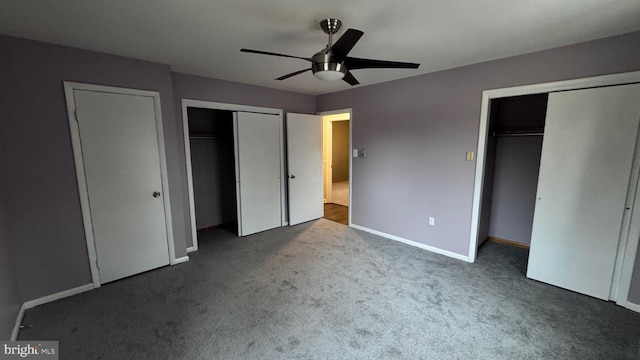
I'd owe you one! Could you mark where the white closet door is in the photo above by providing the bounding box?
[234,112,282,236]
[74,90,170,284]
[527,84,640,300]
[287,113,323,225]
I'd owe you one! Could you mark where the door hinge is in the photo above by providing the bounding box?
[73,110,79,122]
[95,259,99,270]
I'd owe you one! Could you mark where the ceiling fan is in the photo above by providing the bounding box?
[240,18,420,86]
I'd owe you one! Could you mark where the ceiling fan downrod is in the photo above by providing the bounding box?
[320,18,342,47]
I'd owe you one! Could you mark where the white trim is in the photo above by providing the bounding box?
[172,256,190,264]
[615,141,640,306]
[181,99,286,245]
[232,113,243,236]
[622,300,640,313]
[181,104,199,253]
[152,91,177,266]
[278,111,287,227]
[64,84,100,288]
[318,108,353,226]
[610,121,640,301]
[11,304,26,341]
[64,82,177,286]
[11,284,94,340]
[182,99,281,115]
[468,71,640,306]
[351,224,470,262]
[22,284,94,309]
[468,92,491,263]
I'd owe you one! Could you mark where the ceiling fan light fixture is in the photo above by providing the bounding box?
[311,54,347,81]
[313,70,345,81]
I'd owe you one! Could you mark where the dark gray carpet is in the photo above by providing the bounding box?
[19,219,640,359]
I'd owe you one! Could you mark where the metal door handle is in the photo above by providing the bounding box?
[289,175,296,179]
[153,191,161,198]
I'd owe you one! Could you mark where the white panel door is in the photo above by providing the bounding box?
[74,90,170,284]
[287,113,323,225]
[234,112,282,236]
[527,84,640,300]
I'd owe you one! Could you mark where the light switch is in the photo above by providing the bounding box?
[358,149,367,158]
[466,151,474,161]
[353,149,359,158]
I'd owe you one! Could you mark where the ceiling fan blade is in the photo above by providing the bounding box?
[342,71,360,86]
[329,29,364,62]
[345,57,420,70]
[276,68,311,80]
[241,48,313,62]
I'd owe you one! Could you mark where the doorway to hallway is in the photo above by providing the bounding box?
[321,111,351,225]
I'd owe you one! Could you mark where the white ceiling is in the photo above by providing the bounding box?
[1,0,639,95]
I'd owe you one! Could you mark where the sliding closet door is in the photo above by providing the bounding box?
[527,84,640,300]
[233,112,283,236]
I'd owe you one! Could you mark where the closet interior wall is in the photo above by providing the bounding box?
[187,108,237,232]
[479,94,548,248]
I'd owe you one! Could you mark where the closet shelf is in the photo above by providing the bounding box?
[491,128,544,137]
[189,133,217,139]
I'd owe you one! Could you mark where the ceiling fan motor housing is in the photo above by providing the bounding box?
[312,53,347,77]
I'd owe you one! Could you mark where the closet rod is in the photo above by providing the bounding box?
[492,132,544,137]
[189,135,217,139]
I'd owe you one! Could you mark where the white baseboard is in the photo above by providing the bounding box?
[22,284,94,309]
[350,224,470,262]
[186,246,196,253]
[12,283,94,340]
[10,304,26,341]
[172,256,189,265]
[623,300,640,313]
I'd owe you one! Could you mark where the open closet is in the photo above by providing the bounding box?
[183,101,286,247]
[479,94,548,249]
[475,81,640,304]
[187,108,238,233]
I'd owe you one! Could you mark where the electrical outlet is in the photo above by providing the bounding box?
[428,217,435,226]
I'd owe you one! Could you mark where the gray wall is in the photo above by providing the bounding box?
[171,72,317,248]
[317,31,640,303]
[0,34,188,304]
[488,136,543,245]
[332,121,350,182]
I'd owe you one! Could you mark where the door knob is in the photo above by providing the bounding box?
[153,191,161,198]
[289,175,296,179]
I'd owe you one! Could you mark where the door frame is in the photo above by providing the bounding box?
[181,99,285,252]
[64,82,176,288]
[468,70,640,310]
[318,108,353,226]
